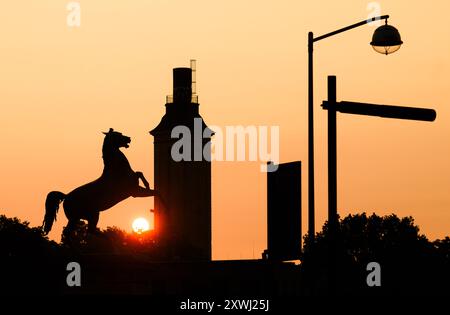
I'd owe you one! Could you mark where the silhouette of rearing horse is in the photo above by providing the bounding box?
[42,128,155,235]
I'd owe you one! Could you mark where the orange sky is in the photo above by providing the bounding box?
[0,1,449,260]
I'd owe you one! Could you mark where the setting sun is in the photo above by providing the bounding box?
[132,217,150,234]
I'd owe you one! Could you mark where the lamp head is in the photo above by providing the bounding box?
[370,20,403,55]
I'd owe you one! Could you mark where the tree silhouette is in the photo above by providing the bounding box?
[0,215,65,294]
[301,213,450,295]
[0,215,59,258]
[60,220,158,256]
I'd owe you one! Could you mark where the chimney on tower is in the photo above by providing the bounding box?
[173,68,192,104]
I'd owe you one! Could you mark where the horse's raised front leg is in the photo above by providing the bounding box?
[135,171,150,189]
[132,172,155,198]
[131,186,155,197]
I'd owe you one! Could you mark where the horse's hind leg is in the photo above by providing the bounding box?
[62,219,79,244]
[87,211,100,234]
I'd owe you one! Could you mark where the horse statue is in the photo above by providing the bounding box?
[42,128,155,236]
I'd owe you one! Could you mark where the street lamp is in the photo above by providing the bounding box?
[307,15,402,244]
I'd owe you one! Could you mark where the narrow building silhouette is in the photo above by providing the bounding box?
[150,63,212,261]
[265,161,302,261]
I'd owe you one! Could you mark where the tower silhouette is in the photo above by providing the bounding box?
[150,65,212,261]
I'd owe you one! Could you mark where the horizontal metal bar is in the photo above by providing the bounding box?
[313,15,389,42]
[322,101,437,122]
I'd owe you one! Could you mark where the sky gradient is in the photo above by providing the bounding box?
[1,1,449,260]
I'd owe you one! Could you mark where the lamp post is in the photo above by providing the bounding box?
[307,15,402,244]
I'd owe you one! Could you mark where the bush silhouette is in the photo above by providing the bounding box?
[301,213,450,295]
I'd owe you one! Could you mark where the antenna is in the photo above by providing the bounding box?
[190,59,196,95]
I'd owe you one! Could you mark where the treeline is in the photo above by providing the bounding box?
[0,213,449,295]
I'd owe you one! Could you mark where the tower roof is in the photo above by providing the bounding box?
[150,67,212,137]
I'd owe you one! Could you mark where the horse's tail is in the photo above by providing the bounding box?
[42,191,66,234]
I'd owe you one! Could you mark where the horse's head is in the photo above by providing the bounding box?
[103,128,131,149]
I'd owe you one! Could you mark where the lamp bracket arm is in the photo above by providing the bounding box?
[313,15,389,43]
